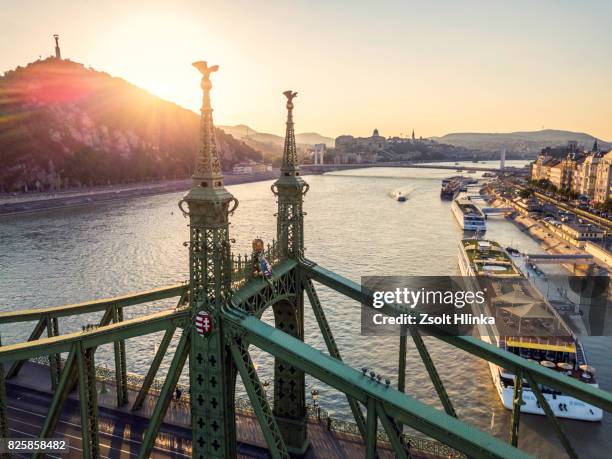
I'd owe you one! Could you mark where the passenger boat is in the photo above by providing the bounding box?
[451,197,486,231]
[392,191,407,202]
[441,177,462,200]
[457,239,602,421]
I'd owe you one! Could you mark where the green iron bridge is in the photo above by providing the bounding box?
[1,62,611,459]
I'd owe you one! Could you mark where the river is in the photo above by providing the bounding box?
[0,160,609,458]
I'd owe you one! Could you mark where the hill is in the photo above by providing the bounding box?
[0,57,262,191]
[434,129,611,154]
[219,124,334,159]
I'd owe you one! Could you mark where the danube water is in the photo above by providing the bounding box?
[1,161,610,458]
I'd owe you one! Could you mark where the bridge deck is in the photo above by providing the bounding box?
[4,362,435,458]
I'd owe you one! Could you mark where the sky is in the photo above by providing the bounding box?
[1,0,611,140]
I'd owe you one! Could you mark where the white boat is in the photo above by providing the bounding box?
[452,197,486,231]
[458,239,602,421]
[392,191,407,202]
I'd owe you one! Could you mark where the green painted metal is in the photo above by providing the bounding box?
[524,372,578,459]
[132,325,176,411]
[509,369,523,447]
[0,309,187,363]
[410,327,457,417]
[0,335,8,442]
[0,283,186,323]
[223,306,533,459]
[182,61,238,459]
[377,402,409,459]
[46,315,61,389]
[35,345,77,456]
[111,306,128,406]
[76,342,100,459]
[366,397,377,459]
[304,278,367,439]
[397,327,407,434]
[398,331,407,394]
[138,329,190,459]
[302,261,612,413]
[268,90,309,454]
[228,336,289,459]
[6,317,46,378]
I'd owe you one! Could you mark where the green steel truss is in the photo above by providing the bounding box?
[0,63,611,459]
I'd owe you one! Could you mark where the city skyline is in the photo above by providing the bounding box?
[2,0,611,140]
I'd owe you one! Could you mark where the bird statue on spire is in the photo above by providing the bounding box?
[283,90,297,110]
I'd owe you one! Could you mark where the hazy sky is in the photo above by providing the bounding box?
[2,0,611,140]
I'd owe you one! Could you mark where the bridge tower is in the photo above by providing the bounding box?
[270,90,310,455]
[181,61,239,458]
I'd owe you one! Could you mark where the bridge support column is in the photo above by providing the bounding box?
[76,343,100,459]
[46,315,61,389]
[112,306,128,406]
[270,90,310,456]
[272,297,308,456]
[181,61,239,459]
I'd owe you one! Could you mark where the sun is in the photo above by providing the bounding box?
[91,10,235,113]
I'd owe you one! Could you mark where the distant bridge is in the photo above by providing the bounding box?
[300,162,523,174]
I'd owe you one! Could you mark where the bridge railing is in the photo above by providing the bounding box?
[231,239,280,288]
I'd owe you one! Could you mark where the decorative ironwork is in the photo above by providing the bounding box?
[192,61,223,186]
[231,239,281,289]
[182,60,238,459]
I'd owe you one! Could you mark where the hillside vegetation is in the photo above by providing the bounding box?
[0,58,262,191]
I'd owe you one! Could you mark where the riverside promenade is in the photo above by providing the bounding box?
[0,171,279,216]
[4,362,450,458]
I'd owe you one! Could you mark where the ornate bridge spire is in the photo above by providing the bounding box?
[180,61,238,458]
[281,90,299,176]
[192,61,224,189]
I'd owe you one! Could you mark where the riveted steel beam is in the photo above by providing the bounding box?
[111,306,128,407]
[524,372,578,459]
[409,327,456,418]
[228,337,289,459]
[509,369,523,447]
[34,345,77,459]
[76,342,99,459]
[0,309,187,363]
[377,401,409,459]
[132,326,176,411]
[0,283,186,324]
[366,397,377,459]
[5,317,46,378]
[137,329,190,459]
[304,278,367,440]
[46,315,61,389]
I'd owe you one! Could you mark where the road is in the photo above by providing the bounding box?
[510,181,612,232]
[6,386,190,458]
